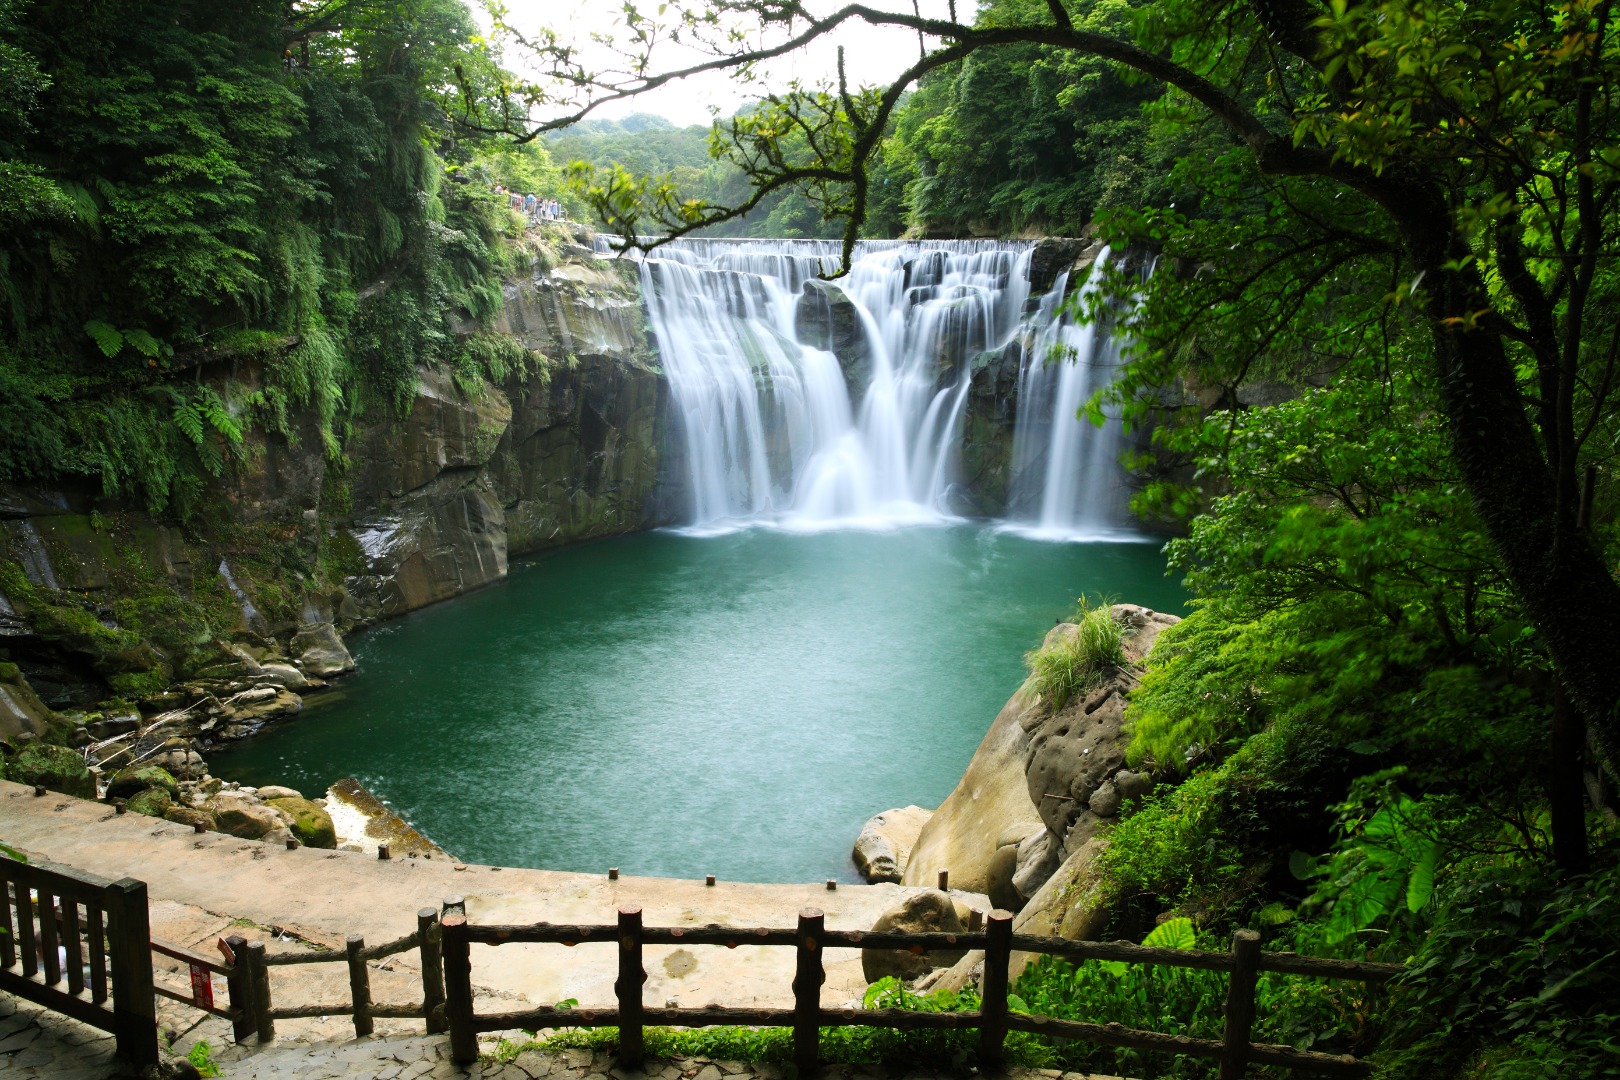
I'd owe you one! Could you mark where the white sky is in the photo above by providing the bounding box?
[489,1,966,127]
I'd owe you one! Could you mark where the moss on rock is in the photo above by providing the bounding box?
[163,805,215,831]
[125,787,172,817]
[11,743,94,799]
[267,796,336,849]
[106,764,178,800]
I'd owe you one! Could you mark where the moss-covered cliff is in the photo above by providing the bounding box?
[0,226,679,753]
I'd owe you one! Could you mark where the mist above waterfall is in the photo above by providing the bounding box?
[632,237,1137,540]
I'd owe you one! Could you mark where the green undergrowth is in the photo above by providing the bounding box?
[488,981,1052,1070]
[1024,596,1127,711]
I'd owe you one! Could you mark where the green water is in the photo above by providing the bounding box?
[213,525,1185,883]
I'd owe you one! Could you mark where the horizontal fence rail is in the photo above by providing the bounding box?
[442,906,1403,1079]
[223,906,447,1042]
[150,938,237,1023]
[0,855,157,1067]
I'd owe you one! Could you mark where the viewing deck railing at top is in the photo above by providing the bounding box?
[441,906,1405,1080]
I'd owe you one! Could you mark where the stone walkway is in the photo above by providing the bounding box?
[0,995,1128,1080]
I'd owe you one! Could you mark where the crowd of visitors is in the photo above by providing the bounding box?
[494,184,564,222]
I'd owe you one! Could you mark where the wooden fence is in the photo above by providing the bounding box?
[441,906,1403,1080]
[224,906,448,1042]
[0,855,157,1067]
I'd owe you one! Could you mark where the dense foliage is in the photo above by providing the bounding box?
[484,0,1620,1074]
[0,0,543,515]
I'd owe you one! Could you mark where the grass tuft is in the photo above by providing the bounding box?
[1025,596,1127,711]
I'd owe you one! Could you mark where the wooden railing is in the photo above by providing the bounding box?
[151,937,239,1026]
[441,906,1403,1079]
[0,855,157,1067]
[225,906,448,1042]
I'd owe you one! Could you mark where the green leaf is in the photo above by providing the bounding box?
[1406,842,1439,913]
[1141,916,1197,951]
[122,328,161,357]
[84,320,123,357]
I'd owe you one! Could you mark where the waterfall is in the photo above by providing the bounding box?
[1005,250,1135,540]
[636,239,1026,529]
[631,237,1133,538]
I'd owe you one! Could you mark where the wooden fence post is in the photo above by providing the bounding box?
[980,909,1014,1068]
[224,934,254,1044]
[104,878,158,1067]
[442,913,477,1065]
[347,934,373,1037]
[1219,929,1262,1080]
[615,906,645,1067]
[418,907,446,1034]
[792,908,825,1077]
[247,939,274,1042]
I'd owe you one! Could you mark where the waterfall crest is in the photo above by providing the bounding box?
[631,237,1134,538]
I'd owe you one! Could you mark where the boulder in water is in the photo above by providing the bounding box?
[902,691,1043,895]
[852,805,932,883]
[291,622,354,677]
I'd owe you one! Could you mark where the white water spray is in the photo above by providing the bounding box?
[1005,251,1134,540]
[629,237,1131,538]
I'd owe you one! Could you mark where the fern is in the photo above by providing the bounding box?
[122,328,162,357]
[84,319,123,357]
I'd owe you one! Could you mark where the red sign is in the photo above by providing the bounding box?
[189,963,214,1010]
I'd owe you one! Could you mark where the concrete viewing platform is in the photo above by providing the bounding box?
[0,780,1135,1078]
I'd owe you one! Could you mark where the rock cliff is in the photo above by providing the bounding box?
[0,225,679,758]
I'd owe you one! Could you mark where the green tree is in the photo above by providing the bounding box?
[488,0,1620,791]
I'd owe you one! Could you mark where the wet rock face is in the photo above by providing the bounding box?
[1027,237,1107,295]
[794,279,873,396]
[0,662,49,740]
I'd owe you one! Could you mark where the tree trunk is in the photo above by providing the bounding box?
[1422,252,1620,776]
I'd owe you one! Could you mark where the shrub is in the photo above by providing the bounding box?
[1025,597,1126,710]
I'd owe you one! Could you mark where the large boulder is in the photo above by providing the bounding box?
[106,764,179,801]
[902,690,1043,895]
[125,786,173,818]
[163,805,216,831]
[1021,605,1178,863]
[207,794,282,840]
[852,805,932,883]
[0,663,50,741]
[290,622,354,678]
[10,742,93,799]
[267,797,337,849]
[861,890,970,984]
[922,836,1114,995]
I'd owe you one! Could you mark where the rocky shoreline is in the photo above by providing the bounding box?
[846,604,1179,990]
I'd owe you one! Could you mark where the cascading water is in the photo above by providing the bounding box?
[1005,251,1134,540]
[628,236,1132,537]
